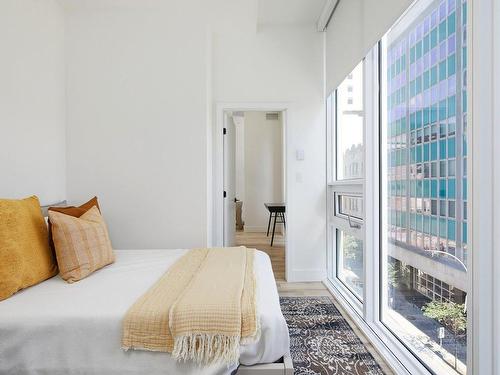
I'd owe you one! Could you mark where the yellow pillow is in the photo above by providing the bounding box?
[0,196,58,301]
[49,206,115,283]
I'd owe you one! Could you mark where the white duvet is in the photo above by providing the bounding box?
[0,249,289,375]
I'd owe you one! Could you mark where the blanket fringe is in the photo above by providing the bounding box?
[172,334,240,366]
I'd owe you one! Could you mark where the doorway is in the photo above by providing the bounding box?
[222,109,286,281]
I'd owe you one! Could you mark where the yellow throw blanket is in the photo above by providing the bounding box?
[122,247,258,366]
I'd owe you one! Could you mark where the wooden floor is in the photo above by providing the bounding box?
[235,230,285,281]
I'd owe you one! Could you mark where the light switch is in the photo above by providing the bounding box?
[296,149,305,161]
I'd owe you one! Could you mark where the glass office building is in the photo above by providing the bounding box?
[386,0,468,304]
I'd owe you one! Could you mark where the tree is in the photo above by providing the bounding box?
[387,260,412,289]
[343,235,361,262]
[422,301,466,369]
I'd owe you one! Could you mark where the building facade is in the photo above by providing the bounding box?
[386,0,468,303]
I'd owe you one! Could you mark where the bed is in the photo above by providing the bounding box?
[0,249,291,375]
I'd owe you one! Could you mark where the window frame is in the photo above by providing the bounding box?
[327,53,375,313]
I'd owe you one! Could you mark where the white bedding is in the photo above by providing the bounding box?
[0,249,289,375]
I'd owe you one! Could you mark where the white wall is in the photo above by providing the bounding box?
[325,0,412,93]
[63,0,326,281]
[65,2,209,249]
[243,111,283,232]
[0,0,66,205]
[212,25,326,281]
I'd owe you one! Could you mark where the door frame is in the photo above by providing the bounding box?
[213,102,289,276]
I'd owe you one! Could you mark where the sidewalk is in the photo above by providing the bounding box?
[385,288,466,375]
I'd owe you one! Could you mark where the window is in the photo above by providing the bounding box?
[325,1,473,373]
[337,230,364,299]
[336,62,364,181]
[381,1,468,374]
[327,60,367,307]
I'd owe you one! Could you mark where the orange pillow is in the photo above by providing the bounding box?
[47,197,100,250]
[49,206,115,283]
[48,196,100,217]
[0,196,58,301]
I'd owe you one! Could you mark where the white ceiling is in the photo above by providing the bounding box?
[257,0,327,27]
[59,0,328,28]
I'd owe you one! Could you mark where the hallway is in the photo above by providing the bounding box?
[235,231,285,281]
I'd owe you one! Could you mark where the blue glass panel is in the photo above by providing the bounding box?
[448,178,456,198]
[423,143,430,161]
[416,41,423,59]
[448,219,456,241]
[439,179,447,198]
[431,28,438,48]
[439,99,447,120]
[416,110,423,128]
[431,179,438,198]
[440,217,447,237]
[439,20,447,42]
[423,71,430,90]
[463,178,467,199]
[448,12,456,35]
[439,61,447,81]
[416,145,423,162]
[431,105,438,123]
[423,108,430,125]
[423,216,430,234]
[431,141,438,160]
[417,180,423,197]
[448,137,456,157]
[431,216,438,235]
[448,95,456,117]
[448,54,456,77]
[416,214,423,231]
[423,180,430,197]
[463,222,467,243]
[439,139,447,159]
[423,35,430,54]
[431,66,438,86]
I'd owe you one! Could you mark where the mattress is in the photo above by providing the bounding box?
[0,249,290,375]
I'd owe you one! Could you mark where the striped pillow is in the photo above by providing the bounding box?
[48,206,115,283]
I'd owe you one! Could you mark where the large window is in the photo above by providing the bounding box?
[326,0,469,374]
[381,0,468,374]
[327,61,366,306]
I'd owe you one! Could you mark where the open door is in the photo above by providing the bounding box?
[223,112,236,246]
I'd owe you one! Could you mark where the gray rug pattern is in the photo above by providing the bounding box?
[280,296,386,375]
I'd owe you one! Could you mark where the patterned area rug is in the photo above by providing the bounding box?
[280,296,385,375]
